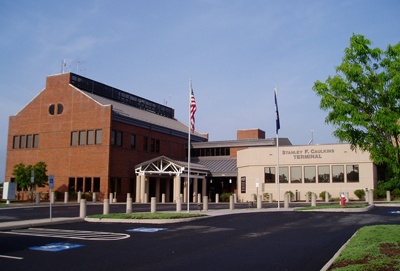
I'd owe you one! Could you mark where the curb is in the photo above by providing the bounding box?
[295,204,374,212]
[84,216,208,224]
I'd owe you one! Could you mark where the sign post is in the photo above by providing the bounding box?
[48,175,54,221]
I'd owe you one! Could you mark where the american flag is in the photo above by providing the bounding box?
[190,85,197,133]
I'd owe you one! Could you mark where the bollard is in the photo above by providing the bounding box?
[229,195,234,210]
[92,192,96,203]
[109,193,113,204]
[269,193,273,203]
[103,199,110,215]
[387,191,391,202]
[257,195,262,209]
[365,190,369,203]
[368,190,373,205]
[162,193,165,203]
[113,192,117,203]
[216,193,219,203]
[64,192,68,203]
[345,192,349,202]
[77,191,82,203]
[126,197,132,214]
[306,193,310,203]
[176,197,182,212]
[311,193,316,207]
[203,196,208,211]
[284,193,289,208]
[127,193,131,200]
[80,199,87,218]
[234,194,237,204]
[325,191,330,203]
[151,197,156,213]
[36,192,40,205]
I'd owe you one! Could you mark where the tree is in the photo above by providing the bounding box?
[12,162,48,191]
[313,34,400,189]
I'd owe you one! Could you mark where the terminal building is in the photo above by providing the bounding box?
[5,73,377,202]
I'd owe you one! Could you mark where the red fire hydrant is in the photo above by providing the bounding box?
[340,195,346,207]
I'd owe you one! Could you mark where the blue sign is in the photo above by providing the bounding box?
[48,175,54,189]
[127,227,168,233]
[29,243,85,252]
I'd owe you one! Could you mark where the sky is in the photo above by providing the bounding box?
[0,0,399,182]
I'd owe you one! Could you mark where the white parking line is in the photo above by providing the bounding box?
[2,228,130,241]
[0,255,23,260]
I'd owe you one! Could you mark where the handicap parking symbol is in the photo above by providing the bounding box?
[127,227,168,233]
[29,243,85,252]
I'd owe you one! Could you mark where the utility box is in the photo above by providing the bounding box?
[2,182,17,200]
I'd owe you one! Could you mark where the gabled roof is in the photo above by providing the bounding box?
[135,156,209,178]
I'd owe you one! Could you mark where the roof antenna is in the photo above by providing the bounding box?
[308,130,314,145]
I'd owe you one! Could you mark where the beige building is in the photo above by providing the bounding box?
[237,143,377,202]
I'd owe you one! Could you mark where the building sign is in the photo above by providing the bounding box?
[282,148,335,160]
[241,176,246,193]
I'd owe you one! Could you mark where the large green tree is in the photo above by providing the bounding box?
[313,34,400,189]
[12,162,48,190]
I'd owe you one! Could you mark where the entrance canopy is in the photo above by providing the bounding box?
[135,156,209,178]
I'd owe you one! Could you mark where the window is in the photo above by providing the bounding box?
[49,104,55,115]
[71,132,78,146]
[116,131,122,146]
[87,130,94,145]
[290,166,302,183]
[241,176,246,193]
[95,129,102,144]
[68,178,75,192]
[130,134,136,149]
[57,103,64,114]
[85,177,92,192]
[279,167,289,183]
[264,167,275,183]
[111,130,116,145]
[346,165,359,182]
[318,166,330,183]
[79,131,86,145]
[76,177,83,192]
[155,139,160,153]
[332,165,345,183]
[19,135,25,149]
[33,134,39,148]
[13,136,19,149]
[26,134,33,148]
[304,166,316,183]
[93,177,100,192]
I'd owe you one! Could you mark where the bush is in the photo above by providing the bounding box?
[373,188,386,199]
[354,189,366,200]
[220,193,232,202]
[285,190,294,201]
[392,188,400,199]
[319,191,331,201]
[263,193,269,201]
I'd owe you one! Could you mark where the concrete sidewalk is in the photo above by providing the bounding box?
[0,217,84,231]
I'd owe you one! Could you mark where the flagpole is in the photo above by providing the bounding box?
[187,79,192,213]
[275,85,280,209]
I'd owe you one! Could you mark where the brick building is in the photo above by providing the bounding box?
[5,73,207,201]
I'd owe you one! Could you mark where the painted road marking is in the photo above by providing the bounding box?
[0,255,23,260]
[127,227,168,233]
[3,228,130,241]
[389,211,400,214]
[29,242,85,252]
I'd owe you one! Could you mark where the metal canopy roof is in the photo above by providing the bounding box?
[135,156,209,178]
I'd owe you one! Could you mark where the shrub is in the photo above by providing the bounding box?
[354,189,365,200]
[285,190,294,201]
[319,191,331,201]
[220,193,232,202]
[373,188,386,199]
[263,193,269,201]
[392,188,400,199]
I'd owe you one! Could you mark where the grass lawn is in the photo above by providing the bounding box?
[330,225,400,270]
[88,212,207,220]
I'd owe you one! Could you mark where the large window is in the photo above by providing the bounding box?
[87,130,94,145]
[304,166,316,183]
[290,166,302,183]
[13,136,18,149]
[95,129,102,144]
[71,132,78,146]
[19,135,25,149]
[332,165,345,183]
[318,166,330,183]
[111,130,122,146]
[279,167,289,183]
[130,134,136,149]
[346,165,359,182]
[264,167,275,183]
[33,134,39,148]
[79,131,86,145]
[85,177,92,192]
[26,134,33,148]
